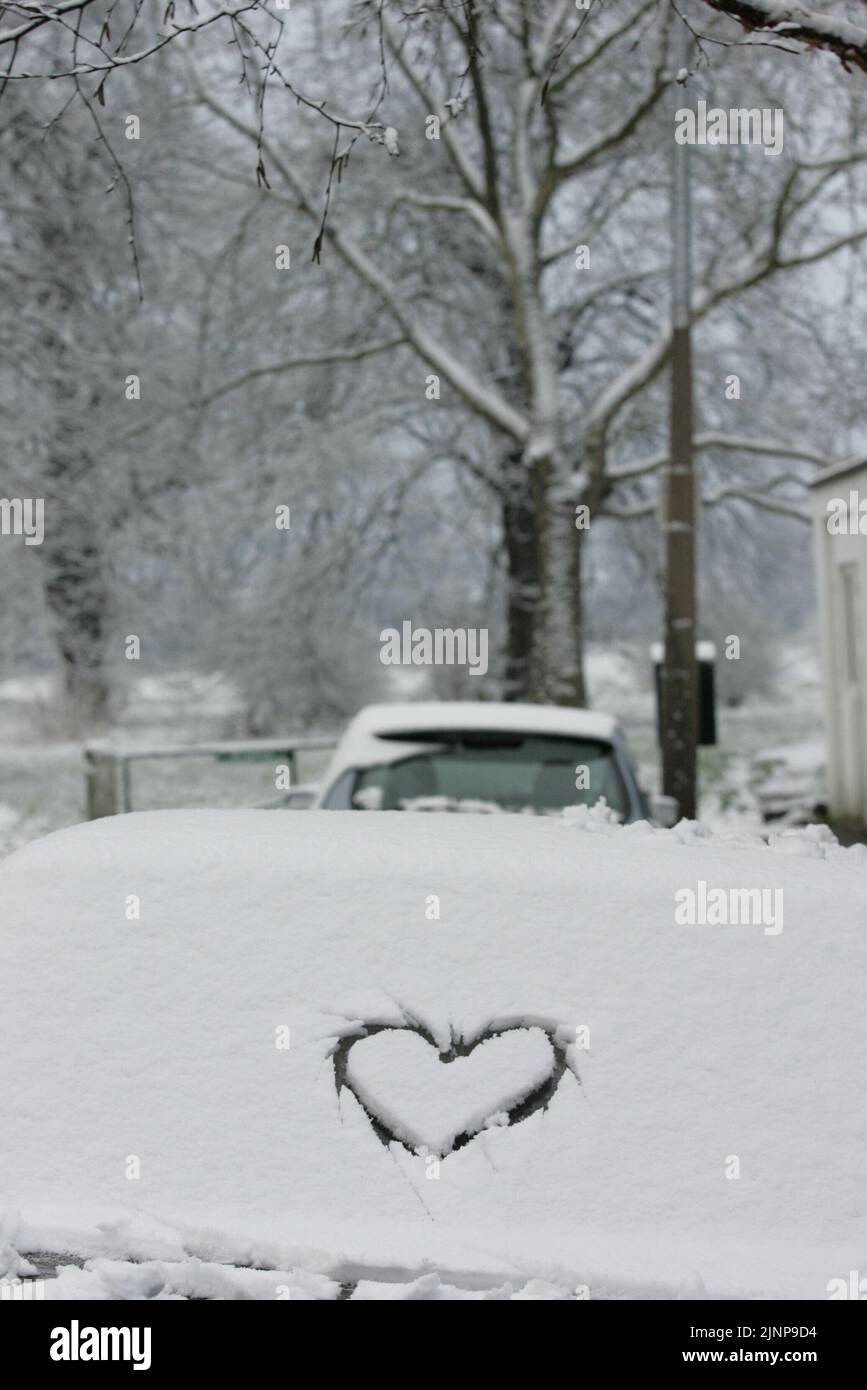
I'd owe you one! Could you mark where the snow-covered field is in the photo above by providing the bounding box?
[1,807,865,1299]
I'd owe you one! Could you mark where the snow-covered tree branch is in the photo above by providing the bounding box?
[700,0,867,74]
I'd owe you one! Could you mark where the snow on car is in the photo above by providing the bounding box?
[270,701,664,822]
[1,808,866,1299]
[752,740,827,824]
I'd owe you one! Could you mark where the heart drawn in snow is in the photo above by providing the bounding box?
[334,1022,574,1157]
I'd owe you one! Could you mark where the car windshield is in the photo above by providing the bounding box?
[332,731,630,816]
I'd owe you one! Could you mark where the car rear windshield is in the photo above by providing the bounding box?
[332,731,629,816]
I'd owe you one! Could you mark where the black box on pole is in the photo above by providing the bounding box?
[652,642,717,748]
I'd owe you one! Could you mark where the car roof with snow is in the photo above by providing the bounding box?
[2,809,866,1299]
[345,701,620,741]
[316,701,624,795]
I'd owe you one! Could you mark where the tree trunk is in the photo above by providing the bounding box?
[42,514,110,729]
[562,517,587,707]
[31,199,113,732]
[501,448,590,708]
[501,450,542,701]
[542,474,587,708]
[40,396,111,731]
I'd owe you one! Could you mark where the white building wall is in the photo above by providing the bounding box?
[812,465,867,826]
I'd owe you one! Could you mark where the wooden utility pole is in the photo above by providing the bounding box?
[661,7,698,820]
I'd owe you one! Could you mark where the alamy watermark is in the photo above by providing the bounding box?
[0,497,44,546]
[675,100,784,156]
[827,1270,867,1299]
[50,1320,152,1370]
[675,880,783,936]
[826,491,867,534]
[380,621,488,677]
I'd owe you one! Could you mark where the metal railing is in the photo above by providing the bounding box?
[83,736,337,818]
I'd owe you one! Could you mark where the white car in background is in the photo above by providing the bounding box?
[270,702,674,824]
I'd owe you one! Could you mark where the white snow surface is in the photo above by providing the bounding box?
[1,807,866,1299]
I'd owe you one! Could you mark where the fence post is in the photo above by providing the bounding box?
[84,747,118,819]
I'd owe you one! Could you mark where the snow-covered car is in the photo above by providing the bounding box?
[269,702,669,823]
[752,741,827,824]
[1,810,866,1299]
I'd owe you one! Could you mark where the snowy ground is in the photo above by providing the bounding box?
[2,808,865,1299]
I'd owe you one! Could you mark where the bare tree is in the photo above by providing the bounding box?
[193,1,867,704]
[6,0,867,723]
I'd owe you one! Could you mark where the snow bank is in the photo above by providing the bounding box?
[1,808,865,1299]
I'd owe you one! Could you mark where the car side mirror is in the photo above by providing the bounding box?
[650,793,679,828]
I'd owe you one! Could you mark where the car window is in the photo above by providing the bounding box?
[336,734,629,816]
[321,769,357,809]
